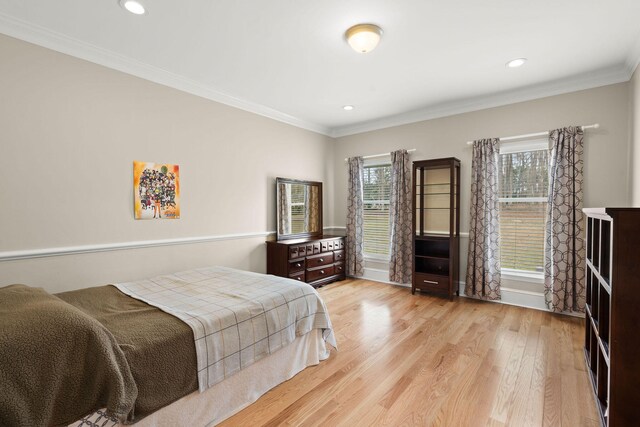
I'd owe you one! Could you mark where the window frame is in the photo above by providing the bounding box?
[498,138,549,282]
[362,157,392,261]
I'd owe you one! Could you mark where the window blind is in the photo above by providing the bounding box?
[363,164,391,257]
[289,185,306,234]
[499,149,549,273]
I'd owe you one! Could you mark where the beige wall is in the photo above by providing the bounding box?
[333,83,631,287]
[0,33,634,294]
[630,68,640,205]
[0,34,334,292]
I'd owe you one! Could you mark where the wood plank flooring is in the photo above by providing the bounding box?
[220,279,599,427]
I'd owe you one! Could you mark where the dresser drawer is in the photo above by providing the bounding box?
[334,262,345,276]
[289,271,305,282]
[307,265,335,282]
[288,259,305,274]
[337,239,345,249]
[289,246,299,259]
[414,273,450,293]
[334,250,345,262]
[307,252,334,268]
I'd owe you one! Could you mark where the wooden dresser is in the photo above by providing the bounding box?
[266,235,346,288]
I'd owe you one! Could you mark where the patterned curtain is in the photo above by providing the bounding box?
[303,186,310,232]
[308,186,319,232]
[544,127,585,313]
[389,149,413,283]
[277,182,290,235]
[465,139,501,300]
[346,157,364,277]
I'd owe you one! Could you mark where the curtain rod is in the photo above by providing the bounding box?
[344,148,416,162]
[465,123,600,145]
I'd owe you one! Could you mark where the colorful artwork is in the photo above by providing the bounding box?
[133,161,180,220]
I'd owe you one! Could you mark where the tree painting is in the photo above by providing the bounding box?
[133,161,180,220]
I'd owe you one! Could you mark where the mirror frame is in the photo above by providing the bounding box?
[276,177,323,241]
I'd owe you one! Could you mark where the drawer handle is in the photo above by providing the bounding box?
[295,263,302,267]
[319,258,324,262]
[297,277,302,281]
[320,270,325,274]
[423,280,439,285]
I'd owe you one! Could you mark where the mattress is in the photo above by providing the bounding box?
[71,328,327,426]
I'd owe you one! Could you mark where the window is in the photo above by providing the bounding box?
[363,163,392,257]
[498,140,549,274]
[289,184,306,234]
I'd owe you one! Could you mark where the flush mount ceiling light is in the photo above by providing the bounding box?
[343,105,354,111]
[345,24,382,53]
[120,0,146,15]
[506,58,527,68]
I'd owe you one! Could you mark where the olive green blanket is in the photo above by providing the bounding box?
[57,286,198,422]
[0,284,198,426]
[0,285,137,426]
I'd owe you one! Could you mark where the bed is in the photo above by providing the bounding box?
[0,266,336,426]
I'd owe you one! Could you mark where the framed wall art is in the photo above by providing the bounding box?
[133,161,180,220]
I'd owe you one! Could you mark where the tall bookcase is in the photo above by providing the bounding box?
[411,158,460,300]
[584,208,640,427]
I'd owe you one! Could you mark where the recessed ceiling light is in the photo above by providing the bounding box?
[506,58,527,68]
[343,105,354,111]
[120,0,146,15]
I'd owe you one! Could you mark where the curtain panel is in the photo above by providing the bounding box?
[389,149,413,283]
[465,139,502,300]
[308,187,319,233]
[544,127,586,313]
[346,157,365,277]
[277,182,290,235]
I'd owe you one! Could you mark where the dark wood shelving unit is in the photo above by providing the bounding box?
[583,207,640,427]
[411,158,460,300]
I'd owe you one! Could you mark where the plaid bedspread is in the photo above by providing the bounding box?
[114,266,336,392]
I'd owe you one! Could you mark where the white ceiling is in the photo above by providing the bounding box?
[1,0,639,137]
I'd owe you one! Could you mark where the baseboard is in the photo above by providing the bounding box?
[359,267,411,288]
[458,282,547,312]
[356,268,583,317]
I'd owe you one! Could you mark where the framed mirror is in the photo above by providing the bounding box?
[276,177,323,240]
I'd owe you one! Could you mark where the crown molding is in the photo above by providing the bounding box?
[626,35,640,77]
[0,12,332,137]
[1,11,638,140]
[330,65,632,138]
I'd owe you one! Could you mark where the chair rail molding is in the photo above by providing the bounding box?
[0,231,276,262]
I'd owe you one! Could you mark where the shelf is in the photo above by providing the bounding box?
[415,254,449,260]
[598,337,610,364]
[414,269,448,277]
[586,260,611,295]
[415,233,451,239]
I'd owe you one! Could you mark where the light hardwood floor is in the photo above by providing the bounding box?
[220,279,599,427]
